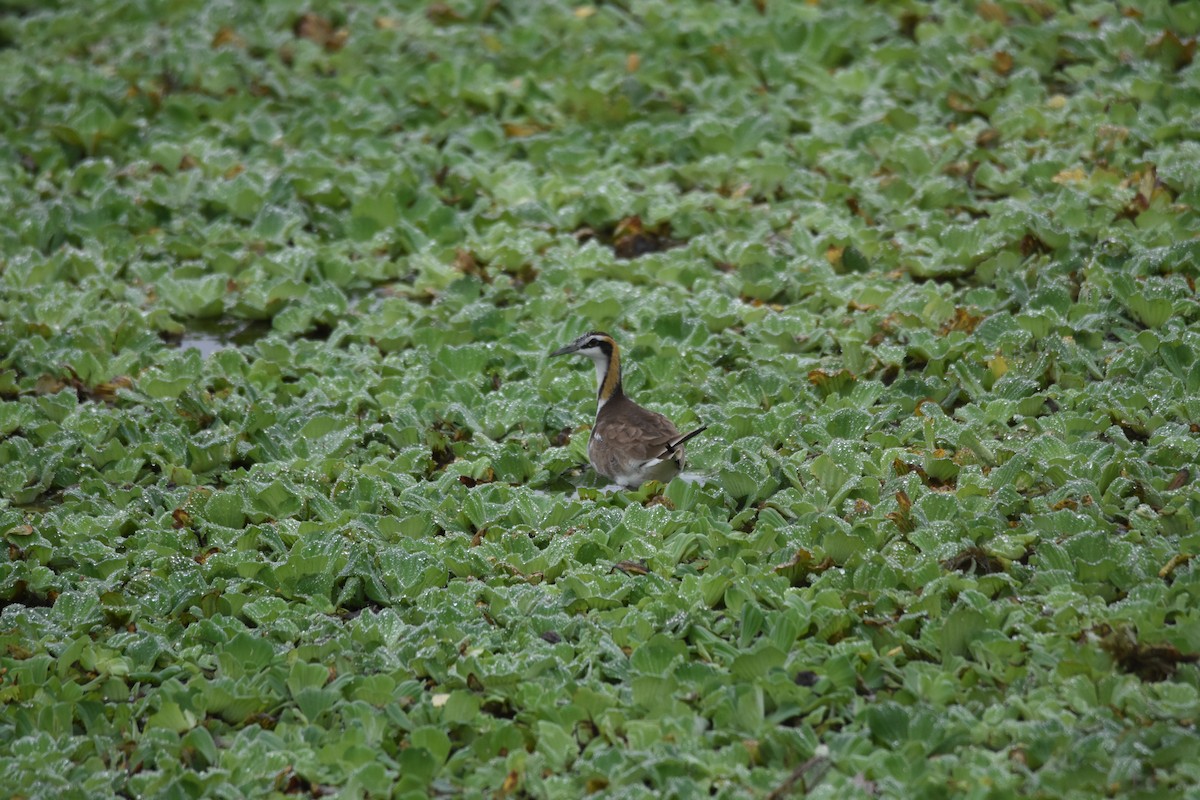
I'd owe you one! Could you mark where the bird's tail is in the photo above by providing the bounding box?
[663,425,707,455]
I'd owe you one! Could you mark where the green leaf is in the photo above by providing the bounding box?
[441,690,481,724]
[535,720,579,771]
[409,726,451,766]
[146,700,195,733]
[249,479,304,520]
[940,603,987,660]
[730,643,786,681]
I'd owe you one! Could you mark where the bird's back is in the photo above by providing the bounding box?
[589,394,687,485]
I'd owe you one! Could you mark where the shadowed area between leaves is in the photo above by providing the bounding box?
[1096,625,1200,682]
[170,318,274,358]
[576,216,684,260]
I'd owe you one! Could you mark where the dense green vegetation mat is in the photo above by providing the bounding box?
[3,0,1200,797]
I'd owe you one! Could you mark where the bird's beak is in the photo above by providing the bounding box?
[549,342,579,357]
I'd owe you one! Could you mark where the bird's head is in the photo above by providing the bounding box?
[549,331,616,360]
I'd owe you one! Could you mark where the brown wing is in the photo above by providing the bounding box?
[589,396,708,485]
[592,394,681,462]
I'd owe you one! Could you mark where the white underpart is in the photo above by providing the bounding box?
[582,349,611,410]
[609,456,679,489]
[602,463,700,493]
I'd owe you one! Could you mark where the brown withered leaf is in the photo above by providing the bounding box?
[845,196,875,226]
[1167,468,1189,492]
[1096,124,1130,150]
[273,765,333,796]
[1024,0,1056,20]
[807,368,857,397]
[1096,624,1200,682]
[459,472,495,488]
[942,546,1006,575]
[1115,165,1172,222]
[193,547,220,564]
[293,12,348,52]
[774,548,834,586]
[499,770,520,795]
[454,248,484,278]
[1019,233,1052,257]
[1159,553,1191,581]
[427,2,466,25]
[976,127,1001,148]
[976,2,1008,23]
[993,50,1013,74]
[502,121,547,138]
[939,307,984,335]
[249,712,278,730]
[1052,167,1087,185]
[212,26,245,49]
[171,508,193,529]
[294,12,329,40]
[608,215,681,259]
[34,375,67,395]
[325,28,348,52]
[887,488,915,533]
[611,560,649,576]
[849,498,873,519]
[89,375,134,401]
[1147,30,1196,71]
[946,92,975,113]
[506,262,538,288]
[35,370,132,404]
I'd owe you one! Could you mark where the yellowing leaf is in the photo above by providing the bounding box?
[211,26,244,49]
[977,2,1008,23]
[502,122,546,138]
[502,771,521,794]
[1052,167,1087,184]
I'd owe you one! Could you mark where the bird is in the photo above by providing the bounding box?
[549,331,706,489]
